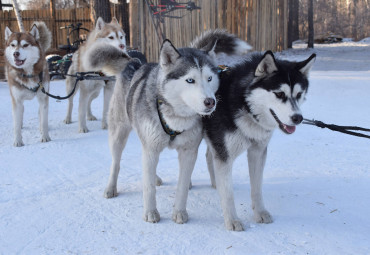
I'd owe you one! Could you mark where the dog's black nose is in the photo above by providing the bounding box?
[204,98,215,109]
[13,51,20,58]
[291,114,303,124]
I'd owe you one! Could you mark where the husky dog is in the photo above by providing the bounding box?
[4,22,52,146]
[85,30,251,224]
[64,17,127,133]
[203,50,316,231]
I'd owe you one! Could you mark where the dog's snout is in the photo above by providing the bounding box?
[204,98,215,109]
[119,44,125,50]
[291,114,303,125]
[13,51,20,58]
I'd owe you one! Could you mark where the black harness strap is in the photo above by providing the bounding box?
[156,98,183,141]
[40,72,115,100]
[303,118,370,139]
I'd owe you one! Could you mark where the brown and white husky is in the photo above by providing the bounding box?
[4,22,52,146]
[64,17,127,133]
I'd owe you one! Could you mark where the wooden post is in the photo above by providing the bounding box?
[129,0,139,49]
[50,0,57,49]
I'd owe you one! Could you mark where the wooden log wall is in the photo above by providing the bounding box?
[131,0,288,62]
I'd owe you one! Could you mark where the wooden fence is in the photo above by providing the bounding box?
[0,1,288,78]
[131,0,288,62]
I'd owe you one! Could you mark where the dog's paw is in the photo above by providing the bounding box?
[41,135,51,143]
[87,115,97,121]
[143,209,160,223]
[63,118,72,124]
[79,127,89,133]
[101,122,108,130]
[254,210,273,224]
[104,187,117,198]
[13,140,24,147]
[156,175,163,186]
[172,210,188,224]
[225,219,244,231]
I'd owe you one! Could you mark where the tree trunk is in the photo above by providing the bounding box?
[352,0,358,40]
[90,0,112,25]
[11,0,25,32]
[118,0,130,45]
[288,0,299,48]
[307,0,314,48]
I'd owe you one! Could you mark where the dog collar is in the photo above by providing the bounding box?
[217,65,230,76]
[156,98,183,141]
[17,71,44,93]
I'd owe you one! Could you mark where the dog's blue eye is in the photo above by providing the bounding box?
[186,78,195,84]
[208,76,212,82]
[274,92,285,99]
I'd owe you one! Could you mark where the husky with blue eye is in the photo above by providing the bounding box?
[203,51,316,231]
[85,29,251,224]
[4,22,52,146]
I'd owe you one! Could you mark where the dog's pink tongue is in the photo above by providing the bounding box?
[15,59,23,66]
[284,125,296,134]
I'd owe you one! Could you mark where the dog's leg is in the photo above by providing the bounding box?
[214,158,244,231]
[64,72,77,124]
[78,85,90,133]
[102,82,114,129]
[12,99,24,147]
[37,93,51,143]
[104,123,131,198]
[172,147,198,224]
[142,147,161,223]
[206,146,216,188]
[247,144,273,224]
[87,87,99,121]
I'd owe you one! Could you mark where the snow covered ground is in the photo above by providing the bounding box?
[1,40,370,254]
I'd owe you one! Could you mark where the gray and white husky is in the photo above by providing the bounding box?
[85,30,251,224]
[203,50,316,231]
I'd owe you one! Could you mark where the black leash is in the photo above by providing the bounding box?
[302,118,370,139]
[40,72,115,100]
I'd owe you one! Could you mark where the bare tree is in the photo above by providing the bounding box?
[307,0,314,48]
[288,0,299,48]
[90,0,111,25]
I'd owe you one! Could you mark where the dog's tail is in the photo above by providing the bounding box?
[32,21,52,52]
[190,29,252,56]
[83,42,146,77]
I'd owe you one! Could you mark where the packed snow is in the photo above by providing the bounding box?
[1,40,370,254]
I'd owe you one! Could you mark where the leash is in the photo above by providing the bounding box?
[302,118,370,139]
[40,72,115,100]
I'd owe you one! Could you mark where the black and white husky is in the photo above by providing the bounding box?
[203,51,316,231]
[85,30,251,224]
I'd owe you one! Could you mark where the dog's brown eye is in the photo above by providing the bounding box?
[23,44,29,47]
[274,92,285,99]
[208,76,212,82]
[11,44,15,47]
[109,36,114,40]
[296,92,302,100]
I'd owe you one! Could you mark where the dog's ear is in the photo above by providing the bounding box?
[96,17,105,30]
[160,39,181,68]
[205,40,218,63]
[29,24,40,41]
[110,17,119,25]
[5,27,12,41]
[297,53,316,76]
[255,51,278,77]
